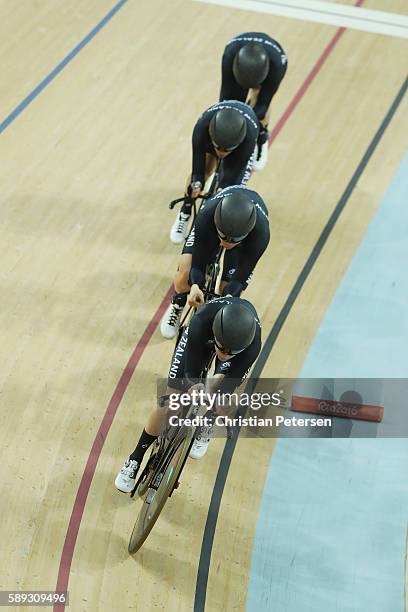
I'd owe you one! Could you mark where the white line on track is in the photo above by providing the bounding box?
[193,0,408,38]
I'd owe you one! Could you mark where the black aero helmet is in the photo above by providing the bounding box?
[209,108,247,151]
[214,191,256,242]
[212,303,256,354]
[233,42,270,89]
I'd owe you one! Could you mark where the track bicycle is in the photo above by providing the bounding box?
[127,248,224,554]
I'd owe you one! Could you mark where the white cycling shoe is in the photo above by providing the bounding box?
[170,211,190,244]
[190,425,213,459]
[160,302,183,339]
[115,458,139,493]
[252,140,269,172]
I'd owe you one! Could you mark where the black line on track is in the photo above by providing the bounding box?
[194,76,408,612]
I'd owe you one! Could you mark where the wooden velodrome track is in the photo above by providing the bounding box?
[1,0,407,610]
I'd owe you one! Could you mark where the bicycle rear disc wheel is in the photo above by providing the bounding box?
[128,433,192,554]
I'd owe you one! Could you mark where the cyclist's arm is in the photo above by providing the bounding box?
[191,122,207,186]
[222,230,270,296]
[221,280,243,297]
[189,216,219,288]
[218,141,255,188]
[184,315,211,381]
[253,57,287,120]
[203,339,261,422]
[218,335,261,394]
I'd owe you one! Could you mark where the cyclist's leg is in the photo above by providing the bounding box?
[145,324,190,441]
[126,327,188,462]
[174,254,192,295]
[190,370,225,460]
[144,385,183,435]
[161,244,193,337]
[115,329,190,491]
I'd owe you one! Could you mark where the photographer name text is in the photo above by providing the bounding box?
[168,415,332,428]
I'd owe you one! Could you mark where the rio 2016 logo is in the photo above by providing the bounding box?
[317,401,359,417]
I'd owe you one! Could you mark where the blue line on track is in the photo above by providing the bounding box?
[0,0,128,134]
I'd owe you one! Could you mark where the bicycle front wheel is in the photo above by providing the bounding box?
[128,433,193,554]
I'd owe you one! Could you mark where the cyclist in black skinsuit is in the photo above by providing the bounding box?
[168,297,261,391]
[220,32,287,170]
[115,298,261,491]
[161,186,270,339]
[169,100,259,244]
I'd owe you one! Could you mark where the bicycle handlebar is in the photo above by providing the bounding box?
[168,196,191,210]
[168,192,213,210]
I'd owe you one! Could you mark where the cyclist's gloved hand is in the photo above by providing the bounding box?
[188,181,203,199]
[188,284,205,307]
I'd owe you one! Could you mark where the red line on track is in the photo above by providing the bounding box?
[53,286,174,610]
[269,0,364,145]
[53,3,364,608]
